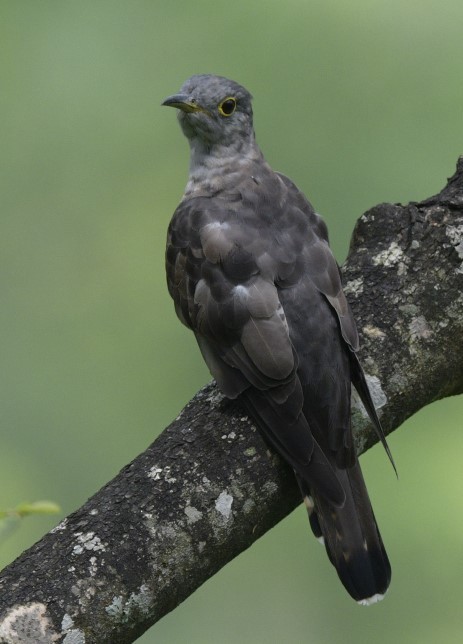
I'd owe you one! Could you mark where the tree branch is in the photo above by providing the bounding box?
[1,159,462,644]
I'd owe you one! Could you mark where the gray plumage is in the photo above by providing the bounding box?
[163,74,393,604]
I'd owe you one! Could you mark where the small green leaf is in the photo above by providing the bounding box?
[14,501,61,517]
[0,500,61,521]
[0,500,61,544]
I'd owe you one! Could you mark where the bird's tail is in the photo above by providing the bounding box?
[299,462,391,605]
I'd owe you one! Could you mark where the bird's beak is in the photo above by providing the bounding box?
[162,94,207,114]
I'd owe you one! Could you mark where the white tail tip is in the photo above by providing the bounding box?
[357,593,385,606]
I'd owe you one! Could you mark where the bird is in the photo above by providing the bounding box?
[163,74,394,605]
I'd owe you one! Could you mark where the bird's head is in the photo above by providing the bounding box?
[162,74,255,150]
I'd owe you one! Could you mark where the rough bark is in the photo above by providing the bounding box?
[0,159,462,644]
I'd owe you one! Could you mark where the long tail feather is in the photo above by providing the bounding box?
[299,463,391,604]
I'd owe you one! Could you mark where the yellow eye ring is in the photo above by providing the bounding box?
[218,97,237,117]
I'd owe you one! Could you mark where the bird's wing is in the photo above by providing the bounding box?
[300,230,395,470]
[276,172,359,349]
[277,172,394,470]
[166,194,345,506]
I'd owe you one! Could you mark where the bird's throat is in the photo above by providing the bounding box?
[185,137,263,196]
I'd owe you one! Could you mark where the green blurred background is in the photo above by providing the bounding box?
[1,1,462,642]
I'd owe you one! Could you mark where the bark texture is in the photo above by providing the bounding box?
[0,159,462,644]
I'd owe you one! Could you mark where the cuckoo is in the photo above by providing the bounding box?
[163,74,394,605]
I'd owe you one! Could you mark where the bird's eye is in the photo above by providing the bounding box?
[218,97,237,117]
